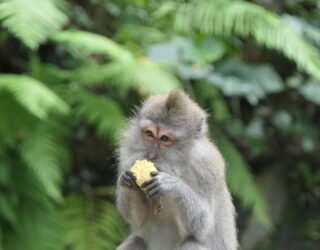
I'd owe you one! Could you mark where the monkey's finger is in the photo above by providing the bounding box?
[125,170,137,180]
[150,171,159,177]
[148,188,161,198]
[144,181,159,193]
[145,183,159,193]
[120,177,133,188]
[122,173,134,182]
[141,178,157,188]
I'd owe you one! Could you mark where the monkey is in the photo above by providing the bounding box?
[116,91,238,250]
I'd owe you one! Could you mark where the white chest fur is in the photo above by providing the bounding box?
[138,195,188,250]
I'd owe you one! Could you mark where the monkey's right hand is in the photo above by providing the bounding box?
[120,170,139,190]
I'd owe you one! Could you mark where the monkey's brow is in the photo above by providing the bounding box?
[140,117,161,126]
[139,118,154,126]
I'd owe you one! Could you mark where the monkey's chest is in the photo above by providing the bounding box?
[139,196,187,250]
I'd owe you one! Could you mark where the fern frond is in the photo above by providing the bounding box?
[53,30,134,61]
[74,92,125,142]
[6,205,65,250]
[0,74,69,119]
[175,0,320,79]
[3,160,66,250]
[54,30,181,93]
[20,122,71,201]
[86,60,180,94]
[0,93,36,143]
[213,129,271,227]
[97,202,127,248]
[0,192,17,226]
[0,0,68,49]
[63,196,126,250]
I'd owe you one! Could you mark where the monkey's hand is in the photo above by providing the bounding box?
[120,170,139,190]
[141,171,178,199]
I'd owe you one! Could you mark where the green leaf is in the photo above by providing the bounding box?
[5,204,64,250]
[282,14,320,47]
[53,30,134,61]
[152,2,177,19]
[73,60,180,94]
[0,93,36,144]
[298,79,320,104]
[74,92,125,142]
[208,60,283,104]
[0,192,17,225]
[98,60,180,94]
[0,229,3,250]
[63,196,126,250]
[148,36,225,66]
[55,30,181,94]
[175,0,320,79]
[20,123,70,201]
[0,161,11,186]
[0,0,68,49]
[213,129,271,227]
[0,74,69,119]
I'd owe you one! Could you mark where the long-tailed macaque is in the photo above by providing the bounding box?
[116,91,238,250]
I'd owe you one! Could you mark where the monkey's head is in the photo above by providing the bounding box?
[127,91,208,164]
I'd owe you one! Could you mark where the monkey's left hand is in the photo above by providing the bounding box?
[141,171,179,199]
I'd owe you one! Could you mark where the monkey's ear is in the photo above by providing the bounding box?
[195,117,208,138]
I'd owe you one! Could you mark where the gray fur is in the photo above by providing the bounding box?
[116,91,238,250]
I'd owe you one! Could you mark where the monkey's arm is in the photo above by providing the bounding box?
[116,183,149,227]
[116,154,150,228]
[142,172,214,241]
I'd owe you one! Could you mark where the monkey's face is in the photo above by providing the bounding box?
[139,118,179,163]
[129,91,207,166]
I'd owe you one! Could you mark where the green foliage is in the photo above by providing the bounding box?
[0,0,68,49]
[0,74,69,119]
[63,195,126,250]
[209,59,283,104]
[95,61,180,94]
[55,30,180,94]
[215,131,271,227]
[20,122,71,201]
[0,0,319,249]
[54,30,133,61]
[1,159,65,250]
[6,205,64,250]
[0,192,16,226]
[298,79,320,104]
[74,92,125,141]
[175,0,320,79]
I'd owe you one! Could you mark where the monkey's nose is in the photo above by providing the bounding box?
[147,153,158,162]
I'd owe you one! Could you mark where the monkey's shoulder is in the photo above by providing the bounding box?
[190,139,225,170]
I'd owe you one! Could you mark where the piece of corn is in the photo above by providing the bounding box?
[130,160,157,187]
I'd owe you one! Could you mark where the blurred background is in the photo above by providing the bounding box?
[0,0,319,249]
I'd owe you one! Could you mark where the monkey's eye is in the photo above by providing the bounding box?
[145,130,154,138]
[160,135,171,142]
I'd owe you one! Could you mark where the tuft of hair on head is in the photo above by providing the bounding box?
[165,91,208,138]
[165,91,189,112]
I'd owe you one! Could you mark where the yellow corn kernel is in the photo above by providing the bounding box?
[130,160,157,187]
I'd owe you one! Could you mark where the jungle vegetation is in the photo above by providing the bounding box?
[0,0,319,249]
